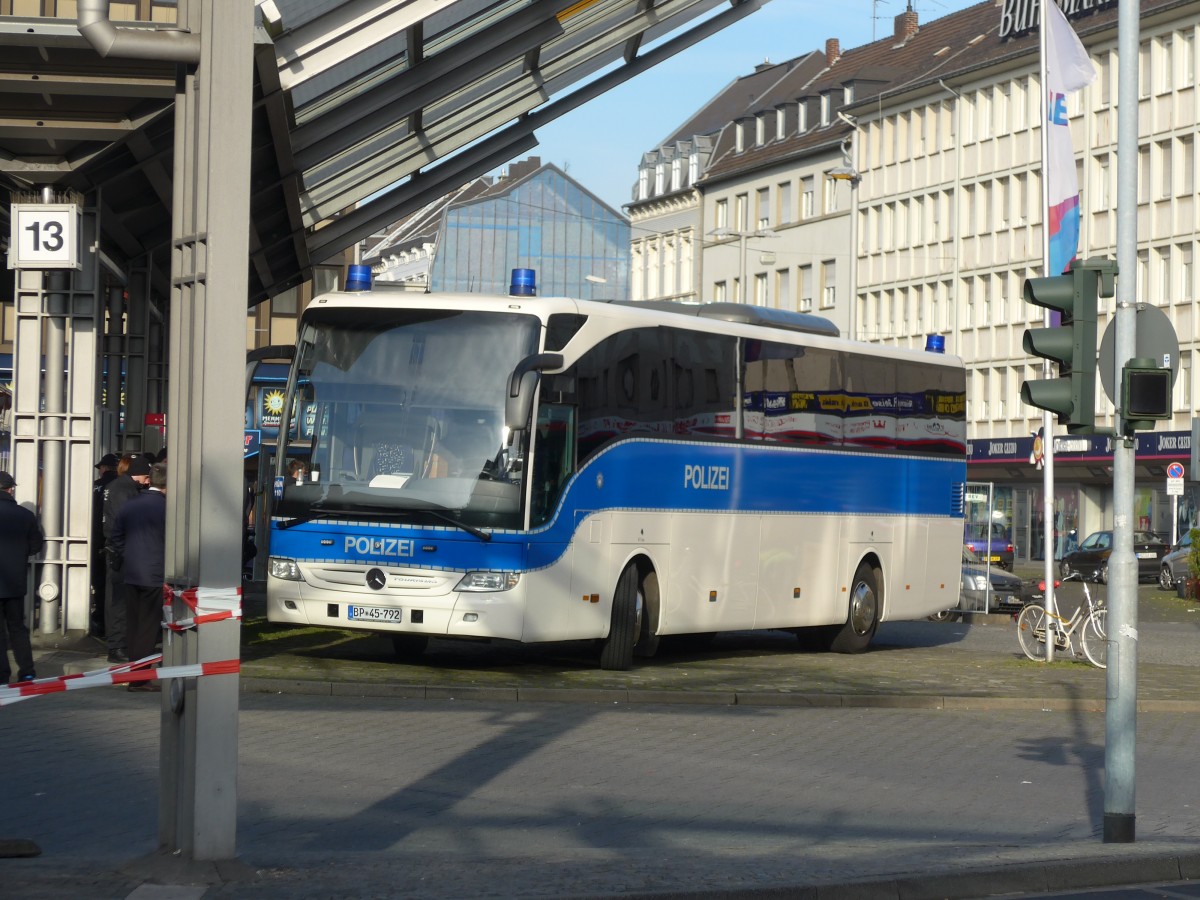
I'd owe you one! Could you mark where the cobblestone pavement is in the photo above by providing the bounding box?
[3,691,1200,899]
[8,583,1200,899]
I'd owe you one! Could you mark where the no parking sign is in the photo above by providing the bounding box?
[1167,462,1185,496]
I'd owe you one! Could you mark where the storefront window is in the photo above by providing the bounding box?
[1028,485,1080,560]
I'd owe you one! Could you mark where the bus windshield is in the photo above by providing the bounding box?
[274,306,541,530]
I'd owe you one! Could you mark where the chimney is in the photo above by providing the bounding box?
[894,7,919,42]
[825,38,841,65]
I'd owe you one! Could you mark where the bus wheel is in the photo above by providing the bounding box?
[600,565,641,670]
[829,562,880,654]
[633,570,661,659]
[391,634,429,660]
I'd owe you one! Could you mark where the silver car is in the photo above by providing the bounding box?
[1159,530,1193,591]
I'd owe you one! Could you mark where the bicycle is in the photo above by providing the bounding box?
[1016,572,1107,668]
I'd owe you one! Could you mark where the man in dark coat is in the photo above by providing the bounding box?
[109,461,166,691]
[101,454,150,662]
[90,453,119,638]
[0,471,45,685]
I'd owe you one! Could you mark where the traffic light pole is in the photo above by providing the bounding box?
[1104,0,1139,845]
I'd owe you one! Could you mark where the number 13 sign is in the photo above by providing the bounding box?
[8,203,81,270]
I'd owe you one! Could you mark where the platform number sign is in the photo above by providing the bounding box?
[8,203,81,270]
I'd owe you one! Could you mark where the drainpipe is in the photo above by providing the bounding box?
[77,0,200,63]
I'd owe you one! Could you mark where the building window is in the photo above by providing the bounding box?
[777,181,793,225]
[798,103,808,132]
[820,93,831,126]
[799,265,813,312]
[801,178,815,218]
[715,198,728,229]
[1158,140,1173,198]
[1181,244,1194,302]
[735,193,748,231]
[638,168,649,201]
[655,163,666,195]
[1182,31,1195,86]
[671,157,682,192]
[689,153,699,185]
[713,281,727,302]
[757,188,770,229]
[776,268,791,309]
[820,260,836,309]
[1179,350,1192,411]
[754,273,768,306]
[755,115,766,146]
[824,177,839,215]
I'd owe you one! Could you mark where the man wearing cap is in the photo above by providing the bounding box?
[90,452,120,638]
[101,454,151,663]
[0,471,45,685]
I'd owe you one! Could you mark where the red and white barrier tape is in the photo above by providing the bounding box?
[1,656,239,708]
[163,585,242,633]
[2,585,243,708]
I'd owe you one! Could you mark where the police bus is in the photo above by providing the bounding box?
[266,270,967,669]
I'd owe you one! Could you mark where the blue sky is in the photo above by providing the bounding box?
[519,0,983,211]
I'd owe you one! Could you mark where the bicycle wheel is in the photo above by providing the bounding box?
[1081,607,1108,669]
[1016,604,1050,662]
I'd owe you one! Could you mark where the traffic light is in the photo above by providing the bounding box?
[1020,258,1115,434]
[1121,357,1172,433]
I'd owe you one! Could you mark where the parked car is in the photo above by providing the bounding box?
[931,546,1027,621]
[963,521,1015,570]
[1158,530,1193,591]
[1059,529,1168,583]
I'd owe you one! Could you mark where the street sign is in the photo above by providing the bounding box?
[7,203,82,270]
[1168,462,1185,496]
[1099,305,1179,405]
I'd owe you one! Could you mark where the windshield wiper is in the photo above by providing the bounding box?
[421,509,491,542]
[278,501,491,541]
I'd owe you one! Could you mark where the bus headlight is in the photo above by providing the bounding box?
[455,571,520,592]
[268,557,305,582]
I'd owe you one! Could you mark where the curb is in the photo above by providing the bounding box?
[238,676,1200,713]
[565,850,1200,899]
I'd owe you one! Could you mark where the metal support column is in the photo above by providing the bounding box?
[10,192,103,637]
[158,0,252,862]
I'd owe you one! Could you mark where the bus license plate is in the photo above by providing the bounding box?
[348,605,402,622]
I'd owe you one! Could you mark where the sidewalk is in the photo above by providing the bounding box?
[11,589,1200,900]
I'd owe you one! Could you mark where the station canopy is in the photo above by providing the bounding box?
[0,0,769,305]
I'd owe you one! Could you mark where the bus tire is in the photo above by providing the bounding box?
[829,562,880,654]
[391,634,429,660]
[633,570,661,659]
[600,565,640,670]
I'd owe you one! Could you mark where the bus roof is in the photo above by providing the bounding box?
[304,286,962,369]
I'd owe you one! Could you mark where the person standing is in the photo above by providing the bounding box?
[0,471,45,685]
[109,461,166,691]
[90,452,119,638]
[102,454,151,663]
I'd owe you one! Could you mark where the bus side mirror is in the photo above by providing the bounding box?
[505,353,563,432]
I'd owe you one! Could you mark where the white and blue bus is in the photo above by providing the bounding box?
[266,271,967,669]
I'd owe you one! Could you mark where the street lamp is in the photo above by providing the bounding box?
[706,226,779,304]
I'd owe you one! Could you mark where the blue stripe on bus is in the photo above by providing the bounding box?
[270,439,966,573]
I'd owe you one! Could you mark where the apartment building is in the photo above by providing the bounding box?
[633,0,1200,560]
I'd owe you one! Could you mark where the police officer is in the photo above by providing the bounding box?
[91,452,119,638]
[0,471,45,685]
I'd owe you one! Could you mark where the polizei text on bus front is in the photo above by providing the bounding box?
[684,464,730,490]
[344,536,415,557]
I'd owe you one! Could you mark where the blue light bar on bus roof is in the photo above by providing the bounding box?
[510,268,536,296]
[346,265,372,292]
[925,334,946,353]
